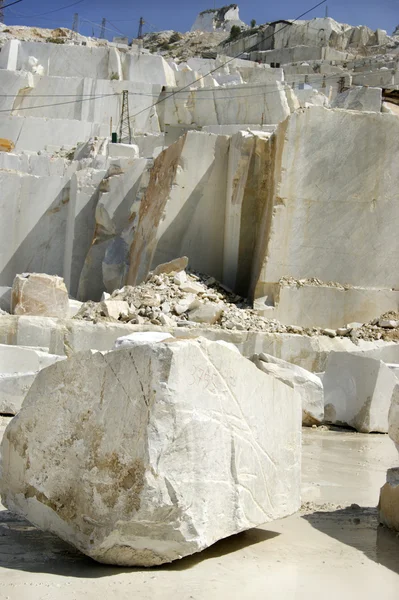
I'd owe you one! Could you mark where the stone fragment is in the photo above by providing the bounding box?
[173,271,187,286]
[140,293,161,308]
[180,281,205,295]
[336,327,351,336]
[188,303,224,325]
[11,273,68,318]
[0,338,301,566]
[331,86,382,112]
[288,326,303,335]
[101,300,129,320]
[323,353,398,432]
[161,302,171,314]
[159,314,176,327]
[114,331,174,349]
[152,256,189,276]
[174,294,200,315]
[68,299,83,318]
[322,328,336,338]
[176,320,198,327]
[379,319,399,329]
[252,353,324,426]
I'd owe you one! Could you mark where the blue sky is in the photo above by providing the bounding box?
[3,0,399,40]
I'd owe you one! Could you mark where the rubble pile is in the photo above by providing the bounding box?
[0,23,90,47]
[75,268,309,333]
[138,29,229,61]
[75,268,399,341]
[355,311,399,342]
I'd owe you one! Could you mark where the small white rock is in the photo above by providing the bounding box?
[174,294,200,315]
[322,328,337,338]
[173,271,187,286]
[180,282,205,295]
[379,319,399,329]
[102,300,129,320]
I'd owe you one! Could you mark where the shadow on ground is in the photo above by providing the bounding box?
[0,509,279,577]
[302,505,399,575]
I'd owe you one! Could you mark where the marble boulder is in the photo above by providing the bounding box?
[11,273,69,318]
[0,337,301,566]
[323,353,397,433]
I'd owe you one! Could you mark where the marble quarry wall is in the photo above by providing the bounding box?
[125,107,399,326]
[0,24,398,326]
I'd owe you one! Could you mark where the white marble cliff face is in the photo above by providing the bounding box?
[0,337,301,566]
[251,107,399,300]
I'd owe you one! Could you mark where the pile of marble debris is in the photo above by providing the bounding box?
[0,334,302,566]
[76,266,292,332]
[74,265,399,341]
[355,312,399,343]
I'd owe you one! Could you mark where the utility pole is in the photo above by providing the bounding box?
[72,12,79,33]
[100,17,106,39]
[325,5,328,18]
[119,90,132,144]
[0,1,4,24]
[137,16,144,39]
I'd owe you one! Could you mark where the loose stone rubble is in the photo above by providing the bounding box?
[0,337,302,566]
[74,270,399,344]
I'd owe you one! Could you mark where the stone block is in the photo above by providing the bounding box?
[101,300,130,320]
[0,343,65,414]
[0,344,63,374]
[378,468,399,531]
[114,332,173,349]
[332,86,382,112]
[251,108,399,301]
[0,337,301,566]
[323,353,398,432]
[188,303,224,325]
[251,353,324,426]
[388,383,399,448]
[11,274,69,318]
[0,372,37,415]
[179,282,205,295]
[174,294,199,315]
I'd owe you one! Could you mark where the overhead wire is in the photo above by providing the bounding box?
[7,0,84,19]
[0,93,118,113]
[2,0,24,10]
[0,70,347,102]
[0,0,349,116]
[79,17,129,38]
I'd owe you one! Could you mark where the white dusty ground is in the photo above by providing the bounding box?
[0,419,398,599]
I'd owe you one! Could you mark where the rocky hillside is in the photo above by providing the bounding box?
[135,29,229,61]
